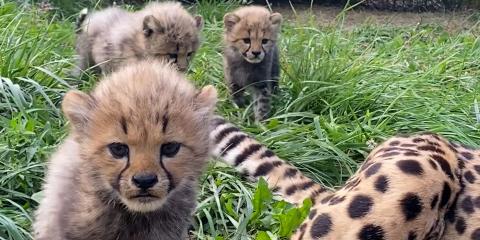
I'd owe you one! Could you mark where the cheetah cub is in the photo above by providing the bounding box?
[223,6,282,121]
[74,2,202,75]
[34,60,217,240]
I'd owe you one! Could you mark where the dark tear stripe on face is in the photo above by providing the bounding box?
[160,155,175,192]
[115,155,131,191]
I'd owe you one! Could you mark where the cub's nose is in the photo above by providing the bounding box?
[252,51,261,57]
[132,173,158,190]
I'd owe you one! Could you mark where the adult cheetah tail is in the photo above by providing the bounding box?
[209,116,331,205]
[75,8,88,33]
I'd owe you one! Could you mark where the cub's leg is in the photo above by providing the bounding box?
[252,81,272,121]
[224,65,248,108]
[270,45,280,94]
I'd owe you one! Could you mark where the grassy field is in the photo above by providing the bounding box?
[1,1,479,239]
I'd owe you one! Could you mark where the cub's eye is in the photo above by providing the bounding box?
[262,39,269,44]
[108,143,129,159]
[243,38,251,44]
[144,29,153,37]
[161,142,181,158]
[168,54,178,59]
[187,52,193,57]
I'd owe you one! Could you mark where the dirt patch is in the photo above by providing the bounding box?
[272,4,478,31]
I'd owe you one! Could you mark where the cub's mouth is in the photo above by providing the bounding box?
[243,54,264,64]
[130,191,161,200]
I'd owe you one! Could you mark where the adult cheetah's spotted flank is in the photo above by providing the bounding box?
[210,116,480,240]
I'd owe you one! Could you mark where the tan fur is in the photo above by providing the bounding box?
[211,117,478,239]
[74,2,202,75]
[34,60,217,240]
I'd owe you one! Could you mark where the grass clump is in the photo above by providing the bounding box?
[1,1,479,239]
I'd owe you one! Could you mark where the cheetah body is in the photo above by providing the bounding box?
[210,117,480,240]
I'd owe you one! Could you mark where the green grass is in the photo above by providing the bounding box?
[1,1,479,239]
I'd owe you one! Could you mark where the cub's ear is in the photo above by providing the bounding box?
[62,90,95,132]
[270,12,283,27]
[195,85,217,113]
[194,15,203,30]
[143,15,165,37]
[223,13,240,32]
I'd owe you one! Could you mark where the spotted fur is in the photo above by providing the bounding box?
[74,2,202,75]
[223,6,282,121]
[33,60,217,240]
[210,117,479,239]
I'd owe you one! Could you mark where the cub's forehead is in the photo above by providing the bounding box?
[91,61,198,117]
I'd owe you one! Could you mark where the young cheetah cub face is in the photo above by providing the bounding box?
[63,61,216,212]
[223,6,282,63]
[141,2,203,71]
[75,2,202,75]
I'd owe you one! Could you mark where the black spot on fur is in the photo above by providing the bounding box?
[321,195,333,204]
[431,194,439,209]
[271,186,280,193]
[401,193,423,221]
[408,231,417,240]
[440,182,452,208]
[220,135,247,156]
[396,160,424,175]
[404,151,420,156]
[272,161,282,167]
[285,185,298,196]
[461,196,474,214]
[284,168,298,178]
[310,188,327,201]
[254,162,276,177]
[215,126,240,143]
[378,151,401,158]
[374,175,389,193]
[428,159,438,170]
[309,209,317,220]
[360,162,372,171]
[455,217,466,234]
[445,194,459,223]
[365,163,382,178]
[474,196,480,209]
[358,224,385,240]
[464,170,476,184]
[413,138,425,143]
[329,196,346,205]
[300,181,316,190]
[461,151,474,160]
[432,154,454,179]
[474,165,480,174]
[234,144,262,166]
[401,143,416,147]
[310,213,332,238]
[348,195,373,219]
[259,149,275,159]
[472,228,480,240]
[458,159,466,169]
[389,140,400,146]
[418,145,445,154]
